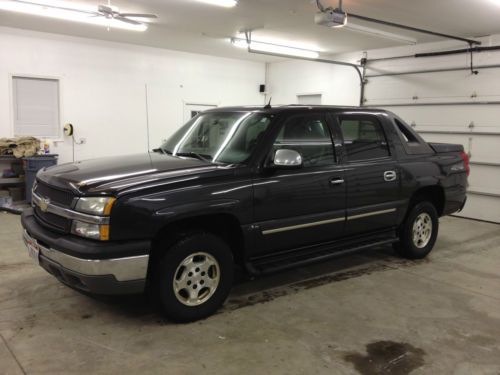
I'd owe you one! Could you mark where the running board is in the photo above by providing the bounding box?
[246,234,398,276]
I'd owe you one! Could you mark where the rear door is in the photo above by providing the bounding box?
[330,113,401,235]
[251,112,346,255]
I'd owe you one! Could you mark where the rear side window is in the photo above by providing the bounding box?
[340,117,390,161]
[272,114,335,167]
[395,119,419,144]
[392,117,434,155]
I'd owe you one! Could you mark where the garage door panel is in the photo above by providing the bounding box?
[468,165,500,193]
[365,70,500,103]
[455,195,500,223]
[388,105,500,128]
[418,133,500,162]
[365,52,500,223]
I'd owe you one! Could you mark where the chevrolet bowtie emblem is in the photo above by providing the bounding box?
[39,197,50,212]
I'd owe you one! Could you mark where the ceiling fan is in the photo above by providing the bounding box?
[10,0,157,29]
[95,2,157,27]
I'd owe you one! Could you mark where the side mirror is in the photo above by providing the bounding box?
[271,149,303,169]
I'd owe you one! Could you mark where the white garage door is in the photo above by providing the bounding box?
[362,51,500,223]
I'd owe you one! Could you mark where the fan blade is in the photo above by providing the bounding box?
[14,0,98,16]
[114,15,142,25]
[119,13,158,19]
[98,4,114,14]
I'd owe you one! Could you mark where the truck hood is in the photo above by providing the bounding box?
[37,153,218,195]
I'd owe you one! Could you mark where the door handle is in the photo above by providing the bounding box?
[384,170,397,182]
[330,177,344,186]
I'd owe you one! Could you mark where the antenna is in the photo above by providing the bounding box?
[145,83,151,151]
[264,97,272,109]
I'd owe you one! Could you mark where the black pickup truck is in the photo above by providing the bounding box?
[21,106,468,322]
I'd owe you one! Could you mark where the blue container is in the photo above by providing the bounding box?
[24,155,58,203]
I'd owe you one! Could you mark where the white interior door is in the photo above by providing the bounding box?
[297,94,322,105]
[183,103,217,122]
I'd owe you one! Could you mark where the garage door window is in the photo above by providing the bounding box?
[12,76,60,138]
[340,117,390,161]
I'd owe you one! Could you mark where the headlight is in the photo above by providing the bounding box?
[75,197,115,216]
[71,220,110,241]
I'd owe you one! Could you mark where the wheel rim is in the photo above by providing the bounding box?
[412,213,433,249]
[173,252,220,307]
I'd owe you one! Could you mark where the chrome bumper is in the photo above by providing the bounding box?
[22,230,149,282]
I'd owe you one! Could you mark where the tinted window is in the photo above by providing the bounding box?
[340,117,390,161]
[161,112,272,164]
[272,114,335,167]
[395,119,419,145]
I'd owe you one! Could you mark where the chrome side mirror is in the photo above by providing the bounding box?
[272,149,303,169]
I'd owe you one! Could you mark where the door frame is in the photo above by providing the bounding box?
[250,110,347,255]
[328,112,402,232]
[182,102,218,122]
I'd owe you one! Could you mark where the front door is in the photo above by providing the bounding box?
[252,112,346,255]
[332,113,401,236]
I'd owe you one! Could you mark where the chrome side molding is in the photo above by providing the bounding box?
[262,217,345,235]
[347,208,397,221]
[262,208,397,235]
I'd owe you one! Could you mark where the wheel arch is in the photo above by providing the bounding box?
[148,213,246,277]
[409,185,445,217]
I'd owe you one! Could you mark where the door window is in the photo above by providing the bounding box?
[272,114,335,167]
[340,117,390,161]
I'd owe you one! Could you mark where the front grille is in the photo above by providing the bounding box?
[34,206,71,233]
[35,181,74,208]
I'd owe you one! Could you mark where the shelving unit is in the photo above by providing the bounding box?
[0,155,25,205]
[0,177,23,185]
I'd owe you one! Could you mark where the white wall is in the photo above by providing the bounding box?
[266,59,361,106]
[267,35,500,223]
[0,27,265,163]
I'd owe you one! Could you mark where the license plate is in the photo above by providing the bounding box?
[24,236,40,264]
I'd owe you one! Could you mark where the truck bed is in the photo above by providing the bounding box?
[428,142,464,153]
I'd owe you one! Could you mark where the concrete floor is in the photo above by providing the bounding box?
[1,213,500,375]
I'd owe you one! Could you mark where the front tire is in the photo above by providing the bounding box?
[153,232,234,322]
[394,201,439,259]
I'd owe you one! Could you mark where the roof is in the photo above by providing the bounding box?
[205,105,389,114]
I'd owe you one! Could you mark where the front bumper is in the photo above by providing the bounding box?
[21,209,150,295]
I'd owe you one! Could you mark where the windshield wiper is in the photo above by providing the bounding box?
[152,148,172,155]
[175,152,212,162]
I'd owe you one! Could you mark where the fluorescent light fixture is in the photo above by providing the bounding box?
[231,38,320,59]
[0,0,147,31]
[345,23,417,45]
[194,0,237,7]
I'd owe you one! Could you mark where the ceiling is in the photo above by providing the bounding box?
[1,0,500,61]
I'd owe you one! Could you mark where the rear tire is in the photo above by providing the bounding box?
[152,232,234,322]
[393,201,439,259]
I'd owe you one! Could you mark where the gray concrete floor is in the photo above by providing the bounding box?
[1,213,500,375]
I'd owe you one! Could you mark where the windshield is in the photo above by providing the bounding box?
[161,111,273,164]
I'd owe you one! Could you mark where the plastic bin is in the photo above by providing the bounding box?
[24,155,58,203]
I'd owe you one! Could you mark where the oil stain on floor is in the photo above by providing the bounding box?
[343,340,426,375]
